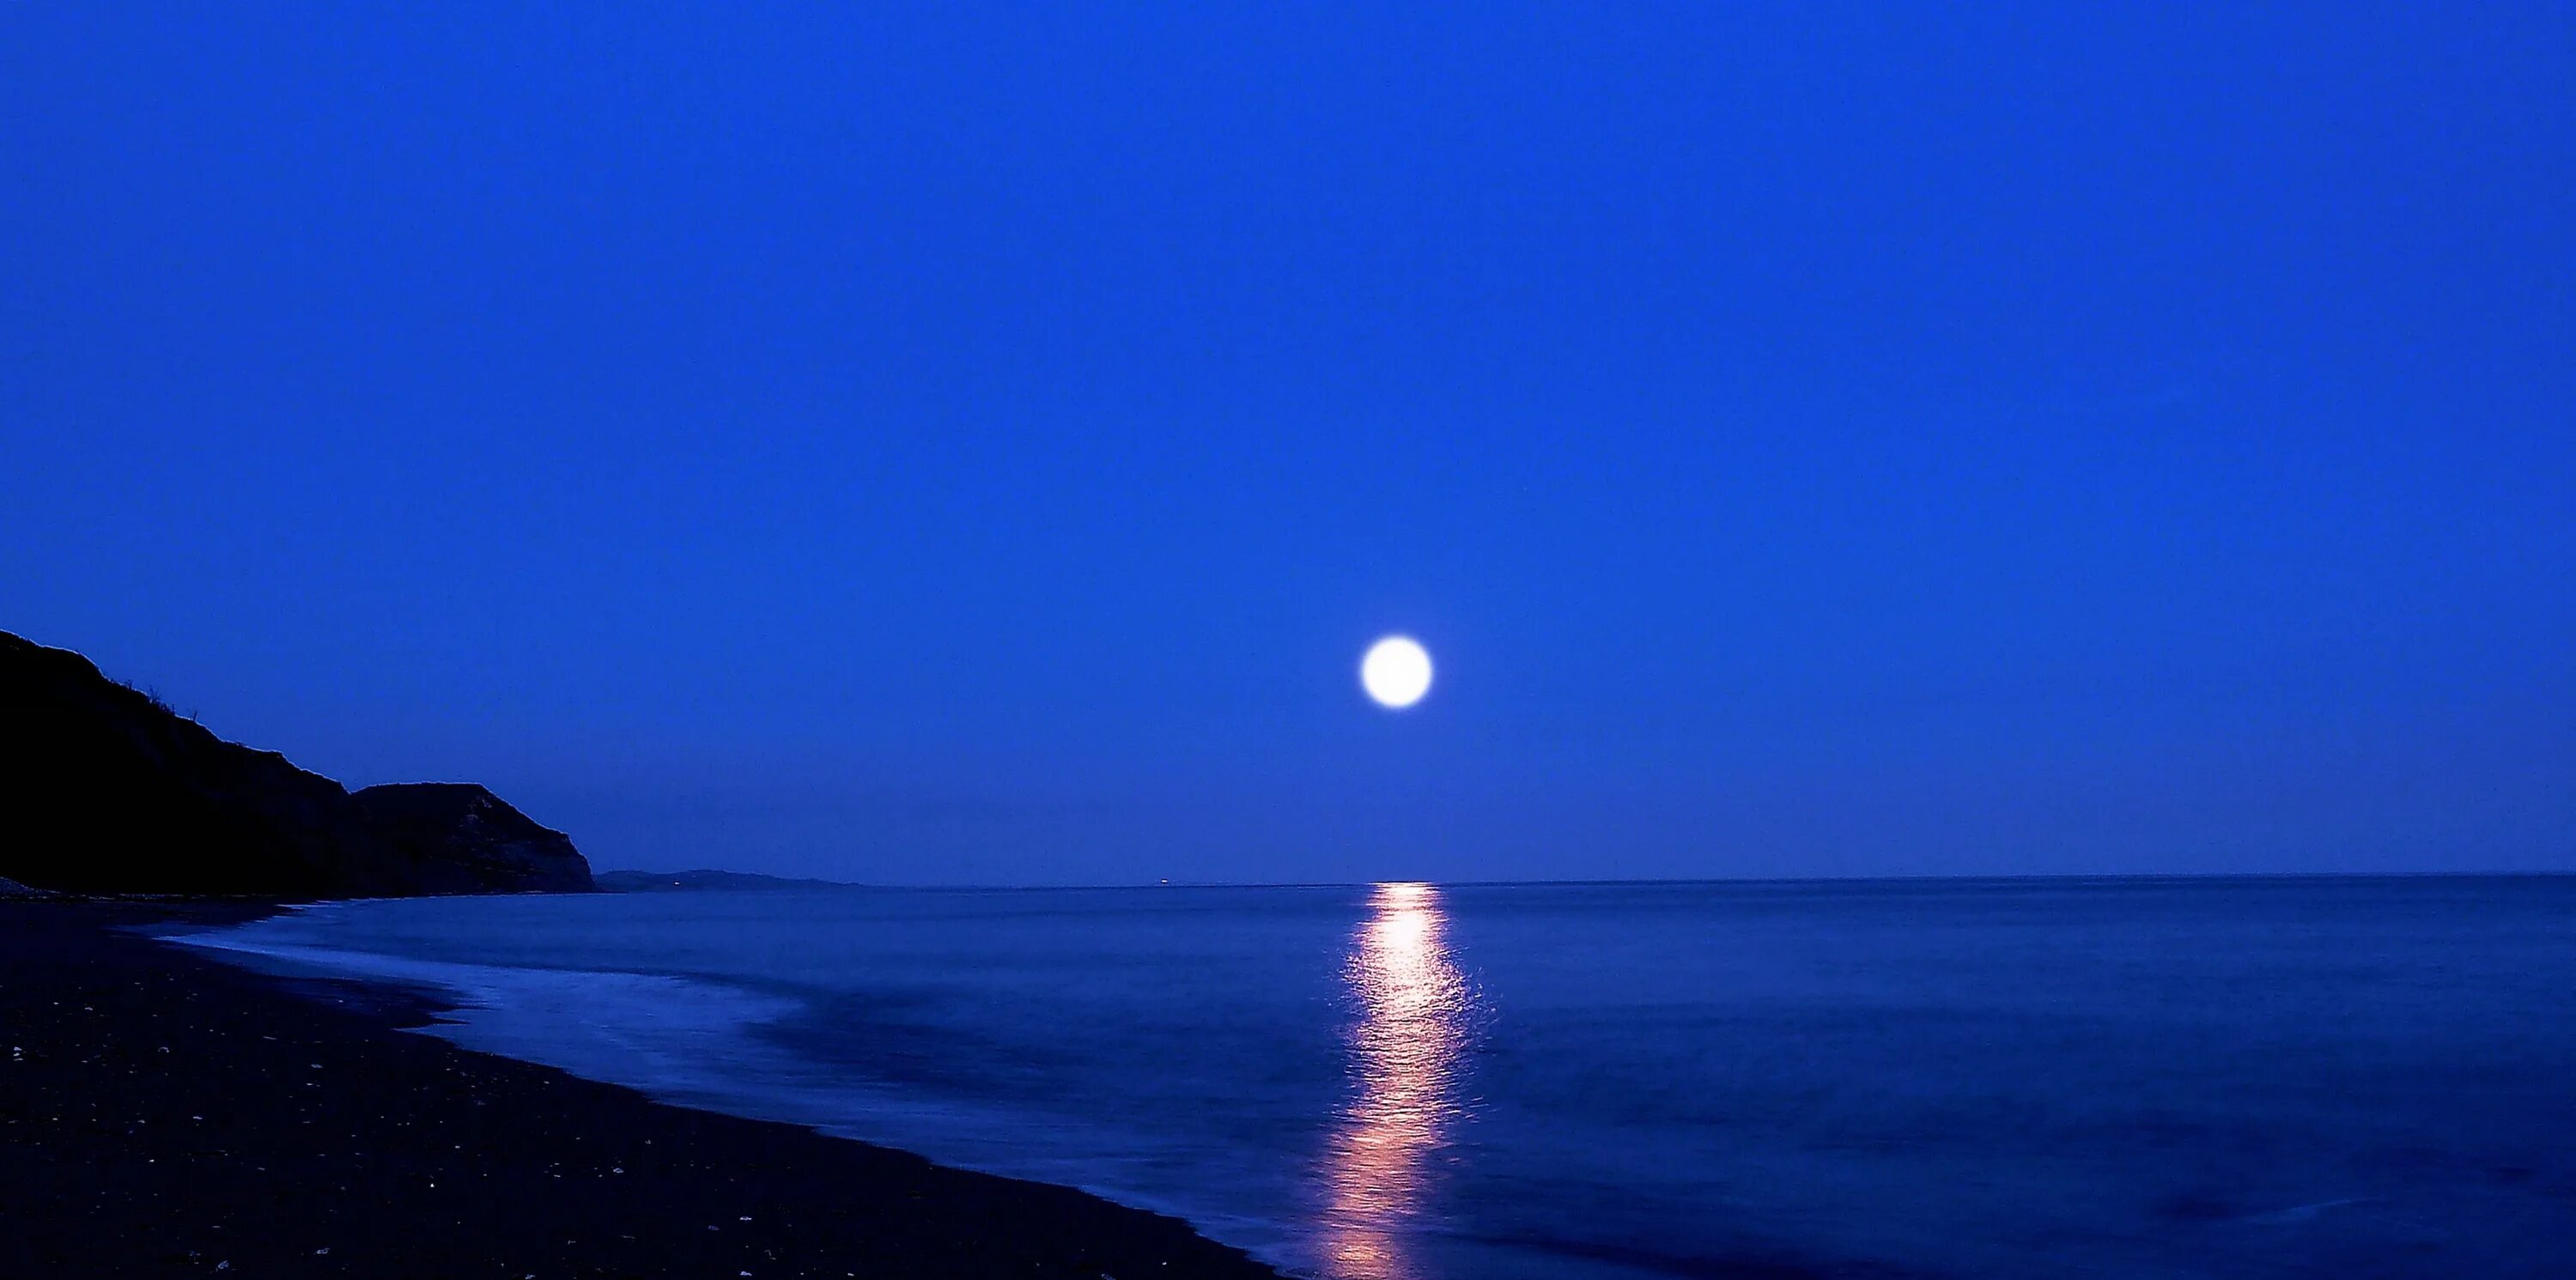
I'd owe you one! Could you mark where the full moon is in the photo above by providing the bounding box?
[1360,635,1434,709]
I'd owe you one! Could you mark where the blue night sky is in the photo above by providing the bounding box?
[4,5,2571,883]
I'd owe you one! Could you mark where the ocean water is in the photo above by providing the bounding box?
[179,877,2576,1279]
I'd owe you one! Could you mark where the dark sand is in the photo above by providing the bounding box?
[0,901,1283,1279]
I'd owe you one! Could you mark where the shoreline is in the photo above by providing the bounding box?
[0,900,1283,1279]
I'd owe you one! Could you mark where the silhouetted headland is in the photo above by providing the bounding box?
[0,629,591,896]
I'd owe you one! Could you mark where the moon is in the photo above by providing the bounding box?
[1360,636,1433,709]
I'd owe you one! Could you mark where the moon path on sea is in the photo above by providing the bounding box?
[1320,882,1476,1280]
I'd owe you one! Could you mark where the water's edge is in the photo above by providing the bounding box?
[165,913,1317,1277]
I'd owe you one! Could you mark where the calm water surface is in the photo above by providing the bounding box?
[183,878,2576,1278]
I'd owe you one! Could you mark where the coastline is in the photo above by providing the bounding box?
[0,900,1282,1280]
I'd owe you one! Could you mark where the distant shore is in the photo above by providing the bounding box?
[0,900,1279,1280]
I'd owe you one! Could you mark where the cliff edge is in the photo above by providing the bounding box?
[0,630,594,897]
[351,782,592,894]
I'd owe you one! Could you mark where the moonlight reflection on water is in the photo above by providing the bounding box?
[1321,882,1478,1280]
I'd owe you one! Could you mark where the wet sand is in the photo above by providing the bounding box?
[0,901,1282,1279]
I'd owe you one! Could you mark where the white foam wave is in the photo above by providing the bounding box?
[167,928,841,1125]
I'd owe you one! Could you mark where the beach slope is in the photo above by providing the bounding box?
[0,902,1280,1279]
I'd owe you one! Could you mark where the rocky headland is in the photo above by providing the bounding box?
[0,630,592,897]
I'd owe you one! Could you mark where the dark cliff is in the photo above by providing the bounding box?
[0,630,595,897]
[350,783,592,894]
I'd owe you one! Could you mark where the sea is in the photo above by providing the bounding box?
[176,877,2576,1279]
